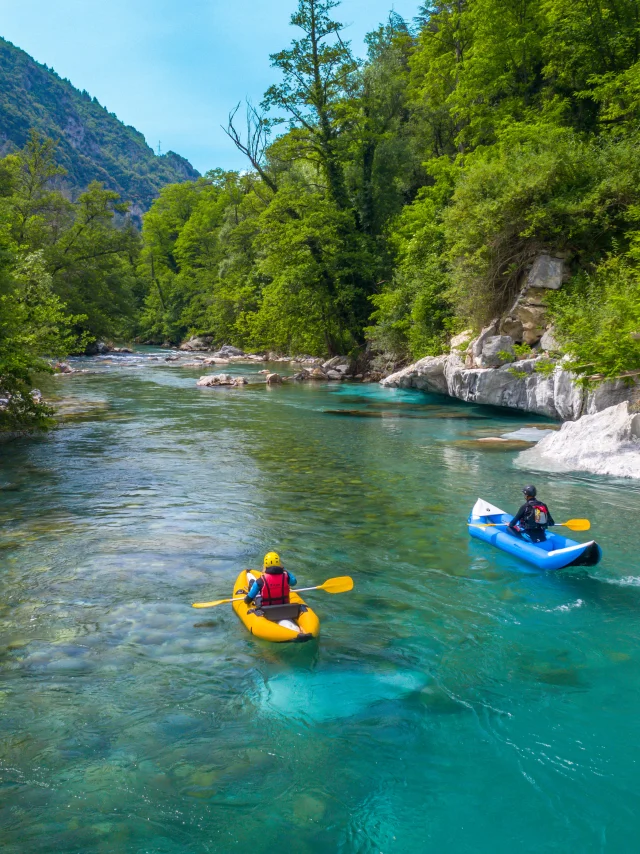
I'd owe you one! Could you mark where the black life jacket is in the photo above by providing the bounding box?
[260,569,290,605]
[523,500,549,529]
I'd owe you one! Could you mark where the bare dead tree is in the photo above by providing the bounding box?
[223,101,278,193]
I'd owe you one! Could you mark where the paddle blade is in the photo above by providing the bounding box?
[192,597,233,609]
[562,519,591,532]
[318,576,354,594]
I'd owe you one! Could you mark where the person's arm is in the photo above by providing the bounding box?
[546,508,555,527]
[244,577,263,604]
[287,570,297,587]
[508,504,527,530]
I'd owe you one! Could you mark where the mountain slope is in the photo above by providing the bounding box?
[0,36,199,217]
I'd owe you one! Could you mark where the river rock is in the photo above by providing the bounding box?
[111,347,133,354]
[293,355,324,365]
[323,356,348,370]
[265,372,282,384]
[85,340,110,355]
[180,336,213,352]
[518,402,640,478]
[478,335,515,368]
[202,357,230,366]
[54,362,74,374]
[326,370,343,380]
[196,374,247,388]
[216,345,244,357]
[308,367,327,380]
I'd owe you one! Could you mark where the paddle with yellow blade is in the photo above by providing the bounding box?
[470,519,590,532]
[192,575,354,609]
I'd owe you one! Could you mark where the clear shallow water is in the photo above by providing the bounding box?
[1,351,640,853]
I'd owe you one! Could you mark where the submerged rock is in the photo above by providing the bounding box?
[518,401,640,478]
[260,669,427,722]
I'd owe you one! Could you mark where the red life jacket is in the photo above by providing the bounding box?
[260,570,290,605]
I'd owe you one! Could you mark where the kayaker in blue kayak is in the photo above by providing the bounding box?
[508,485,555,543]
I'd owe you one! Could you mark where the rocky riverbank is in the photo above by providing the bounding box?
[381,252,640,421]
[380,348,639,420]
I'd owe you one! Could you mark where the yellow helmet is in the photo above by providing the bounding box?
[263,551,282,569]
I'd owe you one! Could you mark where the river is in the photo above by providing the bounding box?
[1,350,640,853]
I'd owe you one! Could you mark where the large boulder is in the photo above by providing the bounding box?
[518,402,640,478]
[308,367,328,380]
[85,340,110,355]
[215,344,244,357]
[265,372,283,384]
[380,355,449,394]
[180,336,213,352]
[478,335,515,368]
[326,369,343,380]
[323,356,349,370]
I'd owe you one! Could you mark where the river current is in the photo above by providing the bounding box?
[1,350,640,853]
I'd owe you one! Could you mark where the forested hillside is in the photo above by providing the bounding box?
[3,0,640,434]
[0,37,199,217]
[139,0,640,379]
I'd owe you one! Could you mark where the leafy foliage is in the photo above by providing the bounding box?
[0,133,142,433]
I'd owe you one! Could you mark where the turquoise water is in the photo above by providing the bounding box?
[2,351,640,853]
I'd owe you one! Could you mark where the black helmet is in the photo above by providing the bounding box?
[523,485,537,498]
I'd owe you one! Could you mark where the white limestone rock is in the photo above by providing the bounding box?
[539,326,561,352]
[478,335,515,368]
[527,254,565,290]
[517,402,640,479]
[380,355,449,394]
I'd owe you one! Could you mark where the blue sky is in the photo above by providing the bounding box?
[1,0,419,174]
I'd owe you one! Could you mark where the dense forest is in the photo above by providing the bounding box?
[3,0,640,432]
[0,36,199,217]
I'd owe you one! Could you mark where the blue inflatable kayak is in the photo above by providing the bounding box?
[468,499,602,571]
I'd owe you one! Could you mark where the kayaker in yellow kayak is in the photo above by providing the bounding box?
[244,551,298,606]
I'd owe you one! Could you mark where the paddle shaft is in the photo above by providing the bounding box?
[470,519,589,531]
[192,575,353,608]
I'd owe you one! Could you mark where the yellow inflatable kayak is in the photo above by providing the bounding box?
[231,569,320,643]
